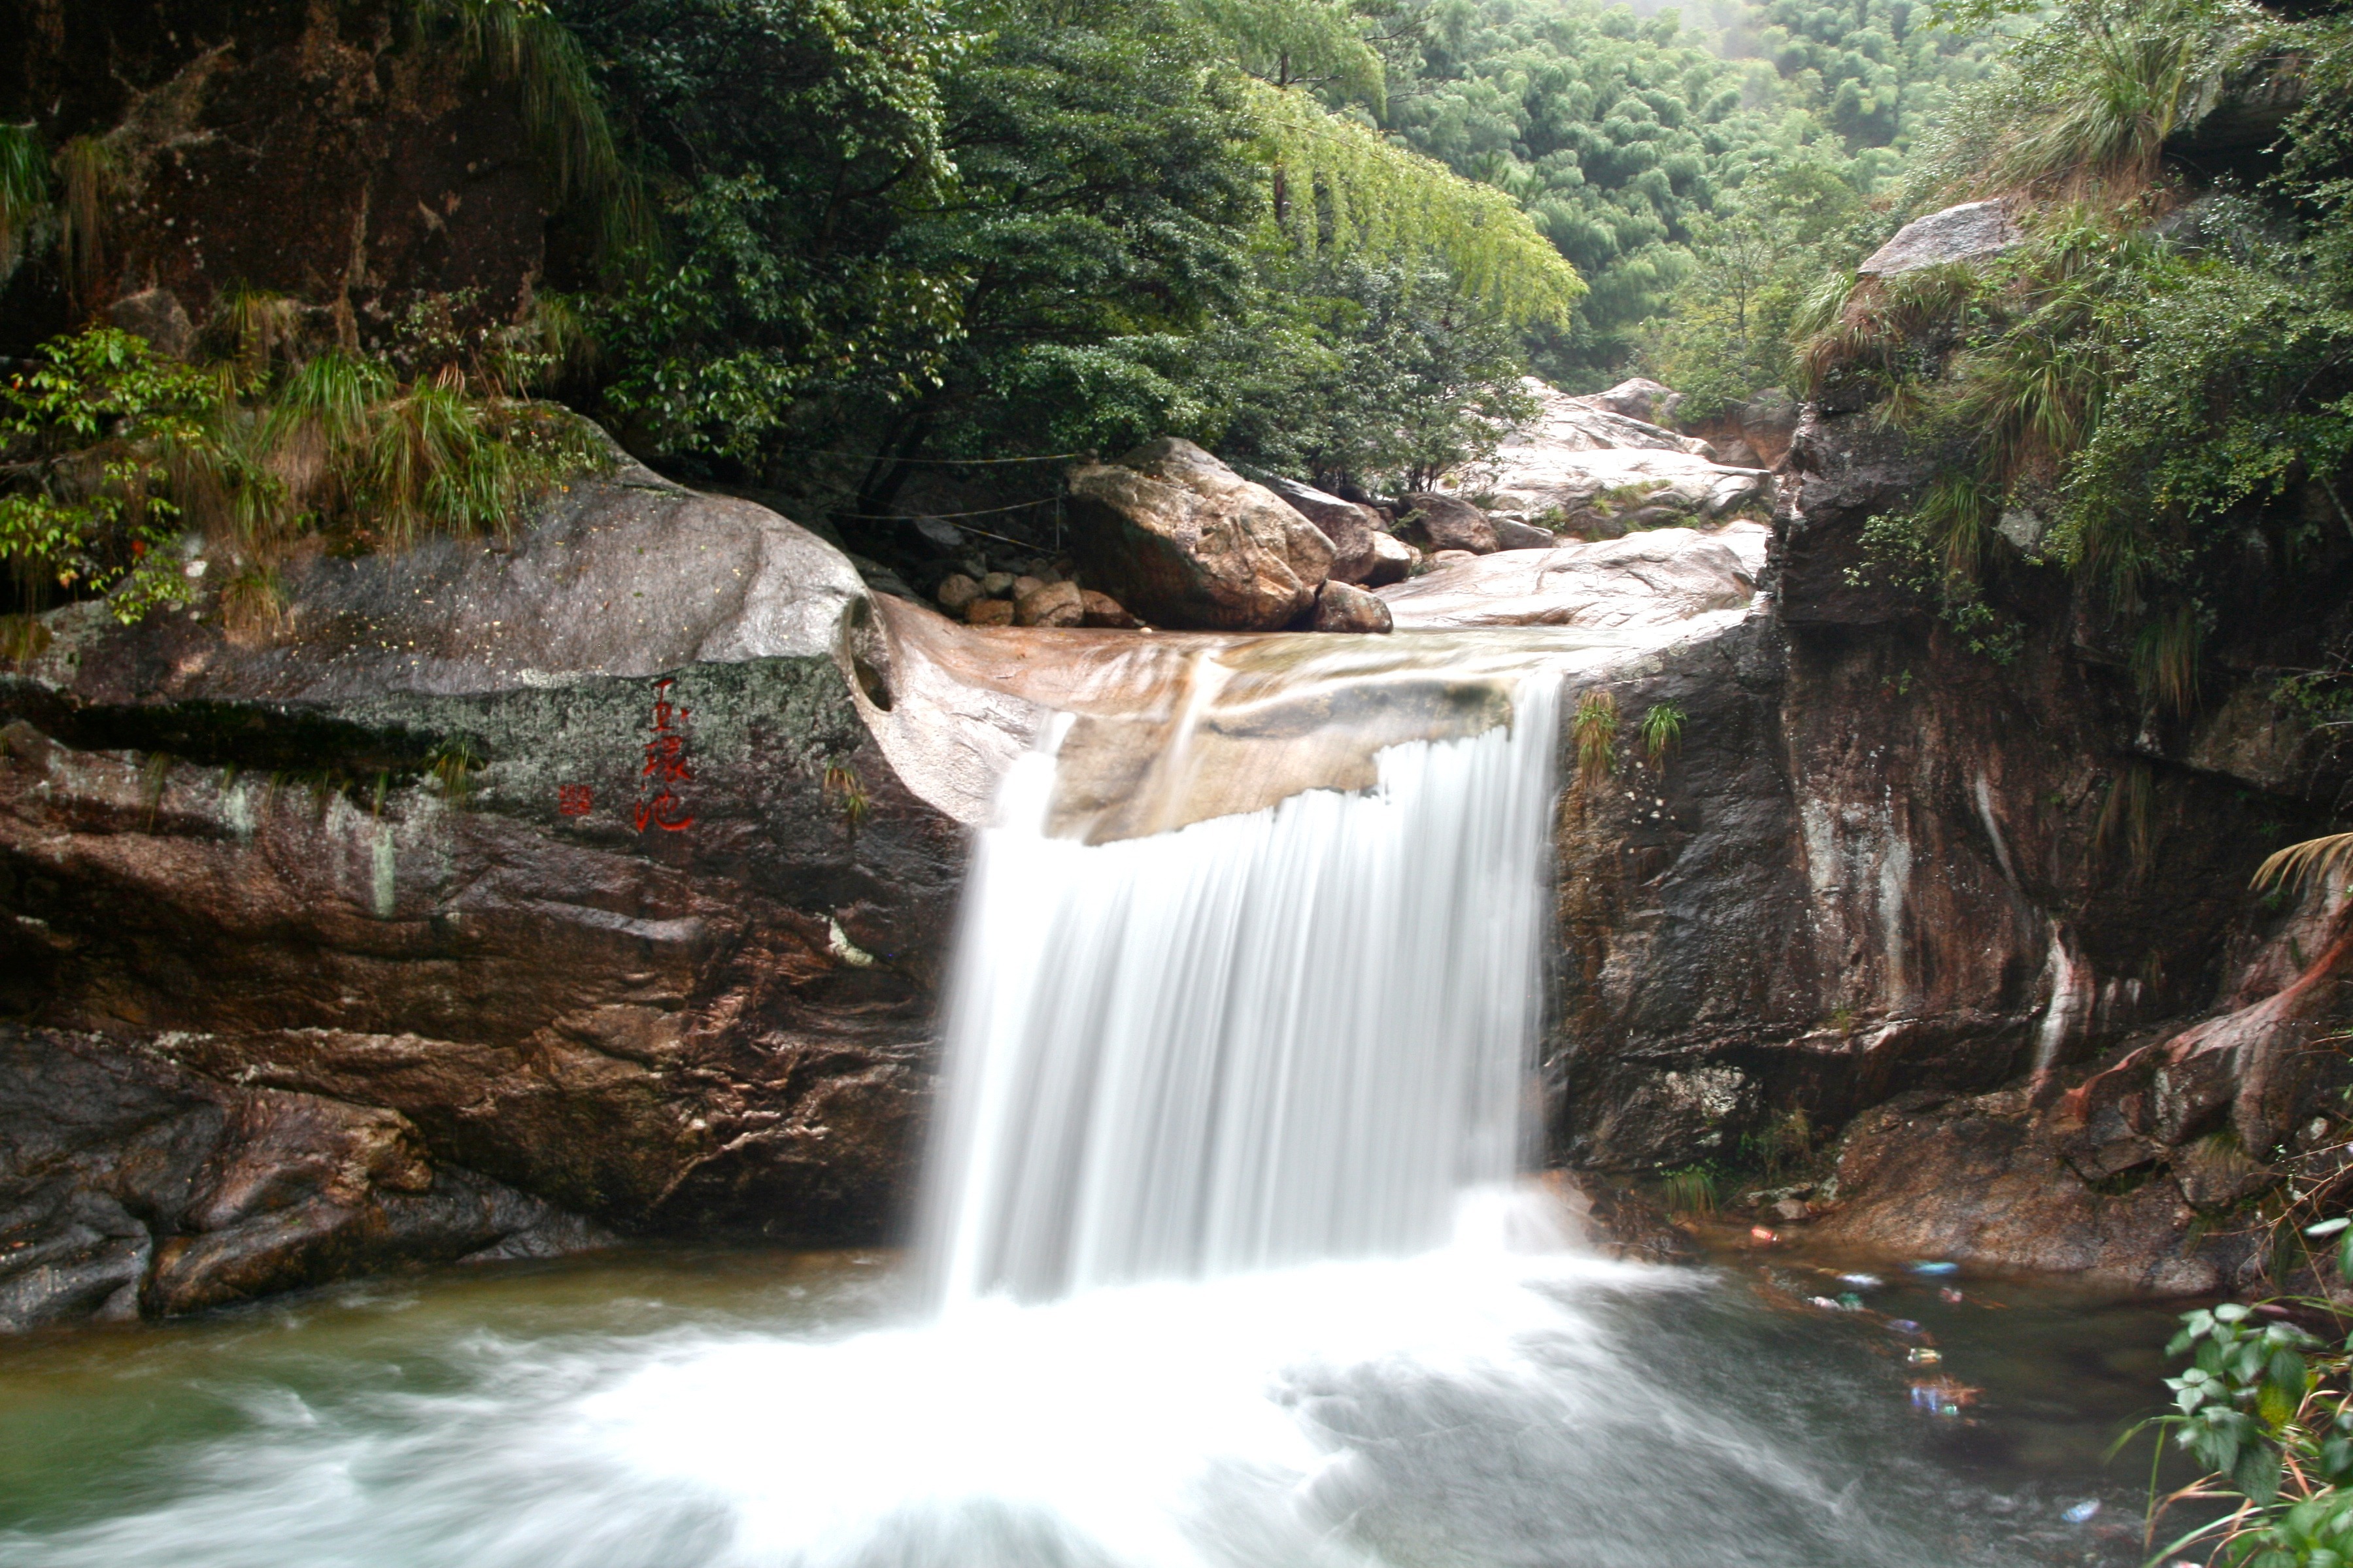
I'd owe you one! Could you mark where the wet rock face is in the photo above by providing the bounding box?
[0,464,967,1327]
[1064,440,1334,630]
[1548,390,2353,1289]
[0,1027,599,1329]
[0,1,550,351]
[1806,1089,2250,1294]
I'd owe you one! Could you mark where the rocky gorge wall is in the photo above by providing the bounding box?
[1548,403,2353,1292]
[0,451,967,1328]
[10,382,2352,1324]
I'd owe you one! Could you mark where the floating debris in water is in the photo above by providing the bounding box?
[1906,1347,1942,1365]
[1907,1261,1960,1275]
[1838,1273,1883,1289]
[1938,1287,1965,1304]
[1908,1377,1980,1417]
[1750,1227,1778,1244]
[1886,1318,1922,1336]
[2061,1501,2101,1524]
[1835,1292,1864,1310]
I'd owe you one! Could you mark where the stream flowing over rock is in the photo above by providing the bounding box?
[7,371,2353,1320]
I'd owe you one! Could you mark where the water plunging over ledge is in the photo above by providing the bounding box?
[927,676,1561,1302]
[0,612,2182,1568]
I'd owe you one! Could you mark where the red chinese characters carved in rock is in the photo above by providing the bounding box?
[634,678,696,832]
[556,784,594,817]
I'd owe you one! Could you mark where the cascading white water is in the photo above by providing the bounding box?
[0,628,2137,1568]
[926,674,1562,1303]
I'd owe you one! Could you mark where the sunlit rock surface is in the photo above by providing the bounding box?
[1378,525,1767,631]
[1447,381,1770,523]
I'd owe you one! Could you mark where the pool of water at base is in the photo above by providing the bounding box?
[0,1229,2207,1568]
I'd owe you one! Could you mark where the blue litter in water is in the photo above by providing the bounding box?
[1887,1318,1922,1335]
[2062,1501,2101,1524]
[1907,1261,1960,1275]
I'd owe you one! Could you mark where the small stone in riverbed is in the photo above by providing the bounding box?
[1431,549,1478,566]
[1311,579,1393,633]
[980,571,1015,596]
[936,573,980,613]
[1011,575,1045,601]
[967,597,1015,626]
[1080,590,1138,628]
[1016,580,1085,627]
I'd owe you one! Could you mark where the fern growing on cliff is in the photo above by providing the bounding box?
[1245,80,1585,327]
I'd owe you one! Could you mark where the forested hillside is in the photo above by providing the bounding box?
[2,0,2348,639]
[0,0,2005,618]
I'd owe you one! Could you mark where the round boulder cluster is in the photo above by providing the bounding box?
[932,559,1137,629]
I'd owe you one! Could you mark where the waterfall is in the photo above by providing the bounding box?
[924,671,1563,1303]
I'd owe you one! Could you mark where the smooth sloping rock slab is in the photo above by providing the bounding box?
[23,446,868,708]
[1450,380,1768,520]
[1376,525,1767,631]
[1484,447,1770,520]
[1515,377,1710,456]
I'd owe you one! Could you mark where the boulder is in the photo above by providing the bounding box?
[1310,580,1394,634]
[1261,475,1386,585]
[1079,590,1139,629]
[936,573,981,614]
[1398,492,1499,554]
[1064,439,1333,631]
[1015,580,1085,628]
[1581,377,1683,427]
[0,438,963,1329]
[1492,516,1559,550]
[106,288,196,360]
[1857,200,2020,278]
[1364,533,1417,586]
[968,597,1015,626]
